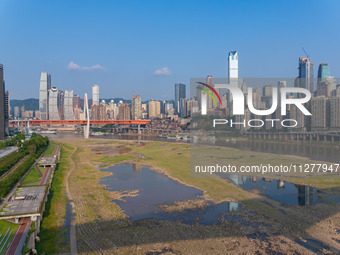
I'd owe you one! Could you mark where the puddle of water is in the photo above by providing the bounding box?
[61,198,71,244]
[99,163,241,224]
[221,174,340,206]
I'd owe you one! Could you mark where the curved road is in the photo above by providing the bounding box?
[65,146,78,255]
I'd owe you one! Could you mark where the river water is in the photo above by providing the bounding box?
[99,163,241,224]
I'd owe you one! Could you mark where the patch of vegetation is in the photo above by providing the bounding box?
[21,168,42,184]
[44,143,56,156]
[36,145,73,255]
[96,154,135,164]
[0,133,25,149]
[0,220,19,255]
[0,134,29,177]
[0,134,49,197]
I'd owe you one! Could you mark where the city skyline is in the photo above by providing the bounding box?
[1,1,340,100]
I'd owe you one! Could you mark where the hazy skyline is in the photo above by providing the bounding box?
[1,0,340,100]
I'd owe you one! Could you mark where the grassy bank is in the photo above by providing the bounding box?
[35,144,73,255]
[0,220,19,255]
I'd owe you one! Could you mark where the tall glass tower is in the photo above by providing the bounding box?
[317,63,330,81]
[175,83,186,113]
[39,72,51,120]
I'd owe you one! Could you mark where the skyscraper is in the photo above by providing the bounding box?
[175,83,186,114]
[39,72,51,120]
[227,51,239,111]
[92,84,99,106]
[131,95,142,120]
[317,63,336,94]
[297,57,314,93]
[228,51,238,80]
[0,64,6,139]
[64,90,75,120]
[318,63,330,82]
[48,87,61,120]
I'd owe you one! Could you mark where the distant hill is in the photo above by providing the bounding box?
[10,98,39,111]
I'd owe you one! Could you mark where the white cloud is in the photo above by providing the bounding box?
[67,61,105,71]
[153,67,171,76]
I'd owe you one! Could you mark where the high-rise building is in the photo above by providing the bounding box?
[330,96,340,128]
[14,106,20,118]
[316,80,331,97]
[206,75,214,110]
[73,94,81,120]
[179,98,188,117]
[92,84,99,106]
[48,87,61,120]
[317,63,336,94]
[175,83,186,113]
[99,100,108,120]
[227,51,239,110]
[148,100,161,118]
[118,103,131,120]
[311,96,329,129]
[164,101,173,114]
[39,72,51,120]
[64,90,75,120]
[131,95,142,120]
[91,105,99,120]
[296,57,314,93]
[58,91,65,120]
[35,111,40,119]
[228,51,238,80]
[187,99,199,116]
[317,63,330,82]
[4,91,9,135]
[73,94,80,108]
[0,64,5,139]
[109,100,118,120]
[263,85,273,97]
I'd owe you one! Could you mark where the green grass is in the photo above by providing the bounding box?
[38,166,47,175]
[97,154,135,164]
[0,220,19,255]
[35,145,73,255]
[21,167,42,184]
[44,143,56,156]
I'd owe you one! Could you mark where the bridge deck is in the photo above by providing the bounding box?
[10,120,151,126]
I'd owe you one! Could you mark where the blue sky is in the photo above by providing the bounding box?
[0,0,339,100]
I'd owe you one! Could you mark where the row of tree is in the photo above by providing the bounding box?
[0,134,49,198]
[0,133,26,149]
[0,133,29,177]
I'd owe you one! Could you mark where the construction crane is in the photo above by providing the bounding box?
[302,47,310,58]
